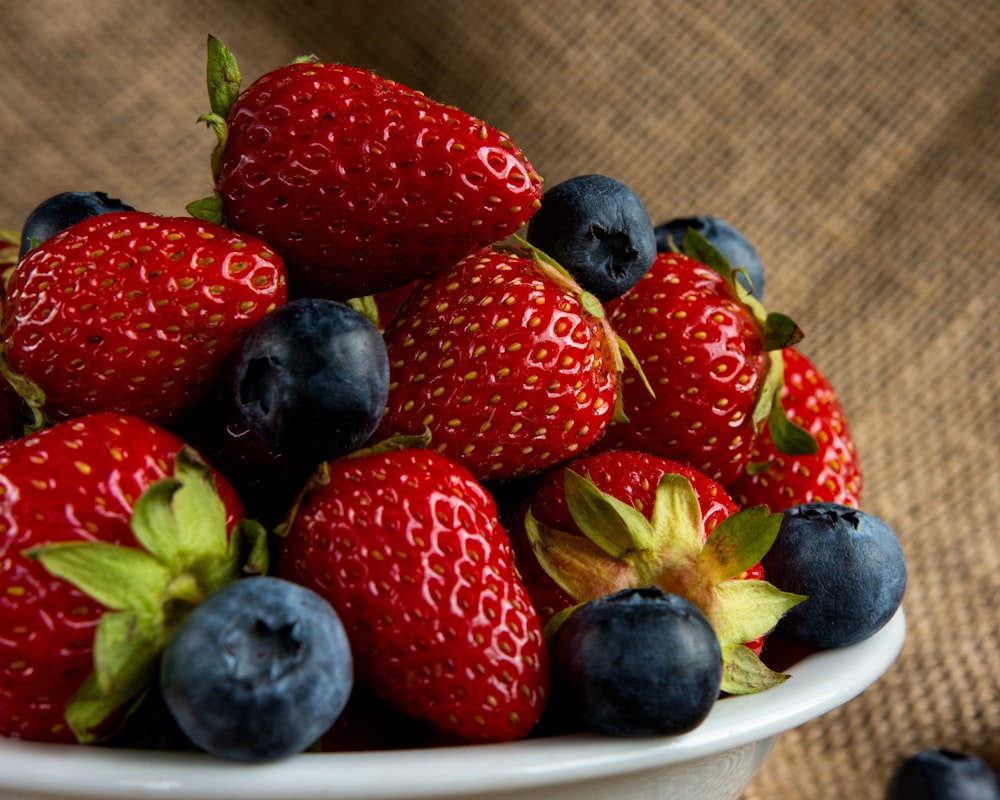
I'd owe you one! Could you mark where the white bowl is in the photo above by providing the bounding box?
[0,609,905,800]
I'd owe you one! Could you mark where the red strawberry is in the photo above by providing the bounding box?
[0,413,264,743]
[192,37,542,301]
[1,210,287,426]
[729,346,862,511]
[377,247,621,481]
[602,244,811,486]
[275,446,550,743]
[510,449,803,694]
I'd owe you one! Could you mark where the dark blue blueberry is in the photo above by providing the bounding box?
[763,502,907,648]
[18,191,134,259]
[526,174,656,301]
[234,298,389,464]
[552,587,722,737]
[160,576,354,761]
[655,215,765,299]
[887,748,1000,800]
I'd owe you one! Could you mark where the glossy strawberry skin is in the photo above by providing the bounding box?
[275,447,550,744]
[217,61,543,300]
[508,450,762,628]
[729,347,862,511]
[0,413,245,743]
[2,211,287,426]
[603,252,768,486]
[378,249,619,481]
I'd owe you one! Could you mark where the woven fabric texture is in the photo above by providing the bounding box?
[2,1,999,797]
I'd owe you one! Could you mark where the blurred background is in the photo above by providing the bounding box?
[2,1,998,796]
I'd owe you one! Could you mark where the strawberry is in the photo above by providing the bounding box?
[0,413,266,743]
[275,445,550,743]
[1,210,287,426]
[511,449,804,694]
[602,235,813,486]
[377,246,621,481]
[729,346,862,511]
[191,37,543,301]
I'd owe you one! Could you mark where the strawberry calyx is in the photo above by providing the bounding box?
[681,228,816,459]
[525,469,805,693]
[187,35,242,224]
[23,446,268,743]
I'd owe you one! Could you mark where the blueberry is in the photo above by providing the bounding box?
[551,587,722,737]
[160,576,354,761]
[234,298,390,463]
[762,502,907,648]
[655,215,765,298]
[18,191,134,259]
[887,748,1000,800]
[526,174,656,301]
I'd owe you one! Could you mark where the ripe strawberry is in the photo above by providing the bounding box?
[729,346,862,511]
[510,449,803,694]
[192,37,543,301]
[0,413,265,743]
[377,246,621,481]
[602,239,812,486]
[275,446,550,743]
[1,210,287,426]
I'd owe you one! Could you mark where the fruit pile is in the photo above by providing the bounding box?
[0,37,906,760]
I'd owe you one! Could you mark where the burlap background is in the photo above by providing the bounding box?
[2,1,998,797]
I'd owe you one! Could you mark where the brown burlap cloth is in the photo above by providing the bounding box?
[2,1,998,797]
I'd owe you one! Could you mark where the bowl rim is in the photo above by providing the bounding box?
[0,609,905,799]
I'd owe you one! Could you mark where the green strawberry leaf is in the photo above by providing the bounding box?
[199,35,242,180]
[721,642,791,694]
[542,601,584,640]
[128,478,183,567]
[129,447,232,579]
[24,542,172,616]
[683,228,733,284]
[615,333,655,399]
[745,458,775,477]
[228,518,271,578]
[186,193,224,225]
[524,508,642,601]
[713,579,806,647]
[206,35,241,119]
[697,505,783,584]
[66,610,165,743]
[347,295,383,329]
[762,312,805,352]
[90,611,164,694]
[563,468,656,557]
[648,473,705,570]
[753,347,786,431]
[769,391,820,456]
[683,228,773,329]
[167,448,230,562]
